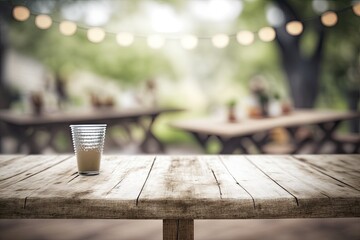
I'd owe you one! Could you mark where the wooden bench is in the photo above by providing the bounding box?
[0,154,359,239]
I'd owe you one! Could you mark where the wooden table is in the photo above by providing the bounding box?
[0,154,359,240]
[0,107,181,154]
[171,110,360,154]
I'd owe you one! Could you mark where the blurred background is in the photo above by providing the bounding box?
[0,0,359,239]
[0,0,359,155]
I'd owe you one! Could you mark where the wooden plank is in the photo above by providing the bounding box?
[138,155,221,218]
[0,155,25,162]
[248,155,360,217]
[0,155,73,218]
[0,155,27,167]
[0,155,70,186]
[137,156,255,219]
[163,219,194,240]
[293,155,360,190]
[219,155,299,217]
[0,155,156,218]
[0,155,359,219]
[295,154,360,172]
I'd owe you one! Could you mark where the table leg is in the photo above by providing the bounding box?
[10,126,38,153]
[191,132,210,150]
[285,127,312,154]
[247,133,270,154]
[139,115,165,153]
[163,219,194,240]
[219,137,248,154]
[313,121,341,154]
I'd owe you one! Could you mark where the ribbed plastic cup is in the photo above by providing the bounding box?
[70,124,106,176]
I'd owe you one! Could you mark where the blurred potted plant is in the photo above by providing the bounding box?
[227,99,237,123]
[30,92,43,115]
[269,92,282,117]
[249,75,269,118]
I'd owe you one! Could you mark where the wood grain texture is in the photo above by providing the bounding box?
[0,154,359,219]
[163,219,194,240]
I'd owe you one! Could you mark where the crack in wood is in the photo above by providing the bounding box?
[135,156,157,206]
[16,156,73,183]
[320,192,331,199]
[0,155,61,182]
[0,155,26,167]
[67,174,79,183]
[176,219,180,240]
[245,156,300,206]
[293,156,360,192]
[105,178,124,196]
[23,196,28,209]
[211,169,223,199]
[219,156,256,209]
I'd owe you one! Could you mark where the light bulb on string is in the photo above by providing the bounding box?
[35,15,52,29]
[258,27,276,42]
[180,35,198,50]
[321,11,338,27]
[13,6,30,21]
[286,21,303,36]
[87,28,105,43]
[147,35,165,49]
[236,31,254,45]
[59,21,77,36]
[353,2,360,16]
[116,32,134,46]
[212,34,229,48]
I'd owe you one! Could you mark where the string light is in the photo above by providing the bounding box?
[258,27,276,42]
[212,34,229,48]
[87,28,105,43]
[116,32,134,46]
[353,3,360,16]
[180,35,198,50]
[286,21,303,36]
[10,4,357,48]
[13,6,30,21]
[35,15,52,29]
[321,11,338,27]
[236,31,254,45]
[59,21,77,36]
[147,35,165,49]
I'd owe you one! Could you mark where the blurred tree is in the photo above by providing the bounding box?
[0,2,13,109]
[272,0,359,111]
[2,0,359,115]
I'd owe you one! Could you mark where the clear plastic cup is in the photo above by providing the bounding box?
[70,124,106,176]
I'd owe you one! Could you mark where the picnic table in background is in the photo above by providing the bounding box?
[171,109,360,154]
[0,154,359,240]
[0,107,182,154]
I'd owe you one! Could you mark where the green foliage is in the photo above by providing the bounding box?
[8,0,359,110]
[9,16,177,86]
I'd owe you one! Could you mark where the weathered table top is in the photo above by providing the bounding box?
[171,110,360,138]
[0,154,359,219]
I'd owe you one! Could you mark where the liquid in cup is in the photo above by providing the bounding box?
[70,124,106,176]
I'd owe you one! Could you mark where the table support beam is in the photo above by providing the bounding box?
[313,121,341,154]
[163,219,194,240]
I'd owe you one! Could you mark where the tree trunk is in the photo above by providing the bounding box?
[0,2,13,109]
[273,0,325,108]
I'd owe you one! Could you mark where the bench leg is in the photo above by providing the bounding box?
[163,219,194,240]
